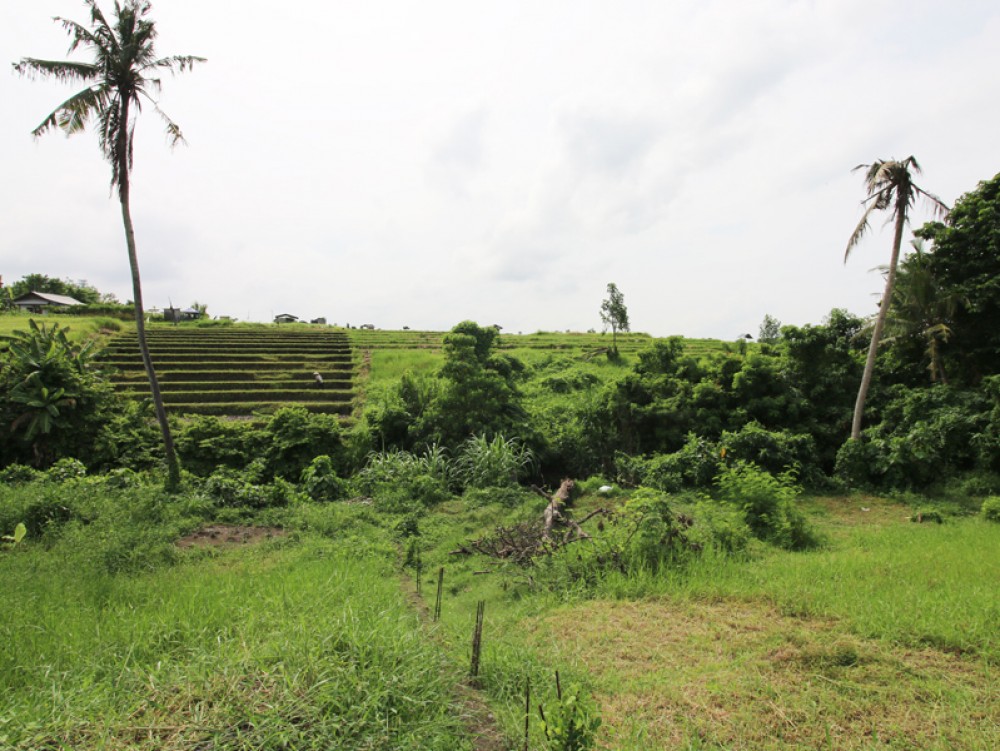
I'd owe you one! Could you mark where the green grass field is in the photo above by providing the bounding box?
[416,493,1000,750]
[0,490,470,750]
[2,480,997,749]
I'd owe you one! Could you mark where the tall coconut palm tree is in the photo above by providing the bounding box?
[845,157,948,440]
[13,1,204,490]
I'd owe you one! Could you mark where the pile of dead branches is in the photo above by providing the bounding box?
[451,480,611,567]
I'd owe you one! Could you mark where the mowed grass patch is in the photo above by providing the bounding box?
[1,535,471,750]
[0,314,127,348]
[521,597,998,750]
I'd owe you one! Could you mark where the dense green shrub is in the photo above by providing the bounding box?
[0,464,43,485]
[715,461,815,550]
[300,454,349,502]
[454,434,534,489]
[262,406,345,480]
[981,496,1000,523]
[174,415,264,476]
[203,468,301,509]
[357,448,452,511]
[46,457,87,482]
[719,423,819,482]
[617,489,699,569]
[618,434,721,491]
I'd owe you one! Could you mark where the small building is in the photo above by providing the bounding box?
[163,306,203,322]
[11,291,84,314]
[274,313,299,324]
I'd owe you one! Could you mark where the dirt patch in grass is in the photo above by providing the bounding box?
[175,525,285,549]
[521,598,998,750]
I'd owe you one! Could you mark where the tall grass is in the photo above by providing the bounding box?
[590,516,1000,661]
[0,502,471,749]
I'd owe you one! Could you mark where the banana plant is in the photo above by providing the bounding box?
[9,373,77,441]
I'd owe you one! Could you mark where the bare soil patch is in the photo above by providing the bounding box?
[176,524,285,549]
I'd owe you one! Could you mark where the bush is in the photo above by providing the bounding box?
[687,499,753,554]
[834,438,879,490]
[300,455,349,502]
[981,496,1000,523]
[46,458,87,483]
[174,415,264,476]
[454,434,534,489]
[0,464,43,485]
[619,434,721,492]
[203,468,300,509]
[714,461,815,550]
[720,423,820,483]
[539,681,602,751]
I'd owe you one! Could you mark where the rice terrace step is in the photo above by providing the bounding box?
[102,326,356,417]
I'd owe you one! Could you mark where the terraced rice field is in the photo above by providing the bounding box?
[103,326,355,417]
[103,326,731,417]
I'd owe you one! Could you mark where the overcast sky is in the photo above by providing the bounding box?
[2,1,999,337]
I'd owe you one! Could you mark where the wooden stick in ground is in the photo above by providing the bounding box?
[434,566,444,621]
[470,600,485,678]
[524,676,531,751]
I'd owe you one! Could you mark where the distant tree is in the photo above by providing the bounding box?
[600,283,630,351]
[758,314,781,344]
[7,274,102,304]
[844,157,948,440]
[14,1,204,490]
[917,171,1000,384]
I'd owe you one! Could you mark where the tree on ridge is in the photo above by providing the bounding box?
[600,283,630,352]
[13,0,204,490]
[844,157,948,440]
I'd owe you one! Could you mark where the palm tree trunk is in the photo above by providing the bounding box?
[851,208,907,439]
[118,102,181,491]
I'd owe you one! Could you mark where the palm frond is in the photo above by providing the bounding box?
[28,85,107,138]
[845,200,881,262]
[11,58,99,83]
[151,102,187,147]
[55,17,102,56]
[147,55,206,74]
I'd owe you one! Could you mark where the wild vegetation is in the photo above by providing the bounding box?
[3,168,1000,746]
[5,0,1000,743]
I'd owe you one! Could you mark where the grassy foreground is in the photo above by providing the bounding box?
[2,479,998,750]
[417,494,1000,750]
[0,492,470,750]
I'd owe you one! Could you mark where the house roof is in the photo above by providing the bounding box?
[12,291,84,306]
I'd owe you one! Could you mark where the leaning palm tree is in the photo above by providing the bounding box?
[14,1,204,490]
[844,157,948,440]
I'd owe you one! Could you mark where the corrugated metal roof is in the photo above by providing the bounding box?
[12,291,84,306]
